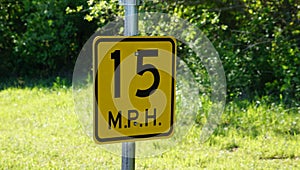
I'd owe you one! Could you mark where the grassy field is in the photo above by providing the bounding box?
[0,84,299,169]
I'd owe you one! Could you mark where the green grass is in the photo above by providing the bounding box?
[0,86,299,169]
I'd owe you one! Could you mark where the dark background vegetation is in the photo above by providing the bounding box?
[0,0,299,105]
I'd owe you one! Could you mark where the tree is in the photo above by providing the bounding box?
[0,0,97,77]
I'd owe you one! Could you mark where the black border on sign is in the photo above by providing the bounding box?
[93,37,176,143]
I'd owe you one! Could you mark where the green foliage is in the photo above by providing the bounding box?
[149,0,300,105]
[0,0,97,76]
[66,0,122,27]
[217,100,300,137]
[0,87,299,169]
[215,0,300,105]
[1,0,299,104]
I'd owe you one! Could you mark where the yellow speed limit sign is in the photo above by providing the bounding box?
[93,36,176,144]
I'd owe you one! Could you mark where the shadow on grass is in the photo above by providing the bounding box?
[0,75,72,90]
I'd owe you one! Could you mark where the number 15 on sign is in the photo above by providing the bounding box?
[93,36,176,144]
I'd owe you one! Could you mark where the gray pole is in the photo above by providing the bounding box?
[122,142,135,170]
[119,0,140,170]
[124,0,139,36]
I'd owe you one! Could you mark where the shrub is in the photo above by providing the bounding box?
[0,0,97,77]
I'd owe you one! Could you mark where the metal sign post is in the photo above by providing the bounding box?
[121,0,139,36]
[119,1,140,169]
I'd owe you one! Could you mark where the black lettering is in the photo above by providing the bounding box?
[108,111,122,129]
[111,50,121,98]
[128,110,139,128]
[136,49,160,97]
[145,108,157,126]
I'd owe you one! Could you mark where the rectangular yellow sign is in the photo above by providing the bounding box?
[93,36,176,144]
